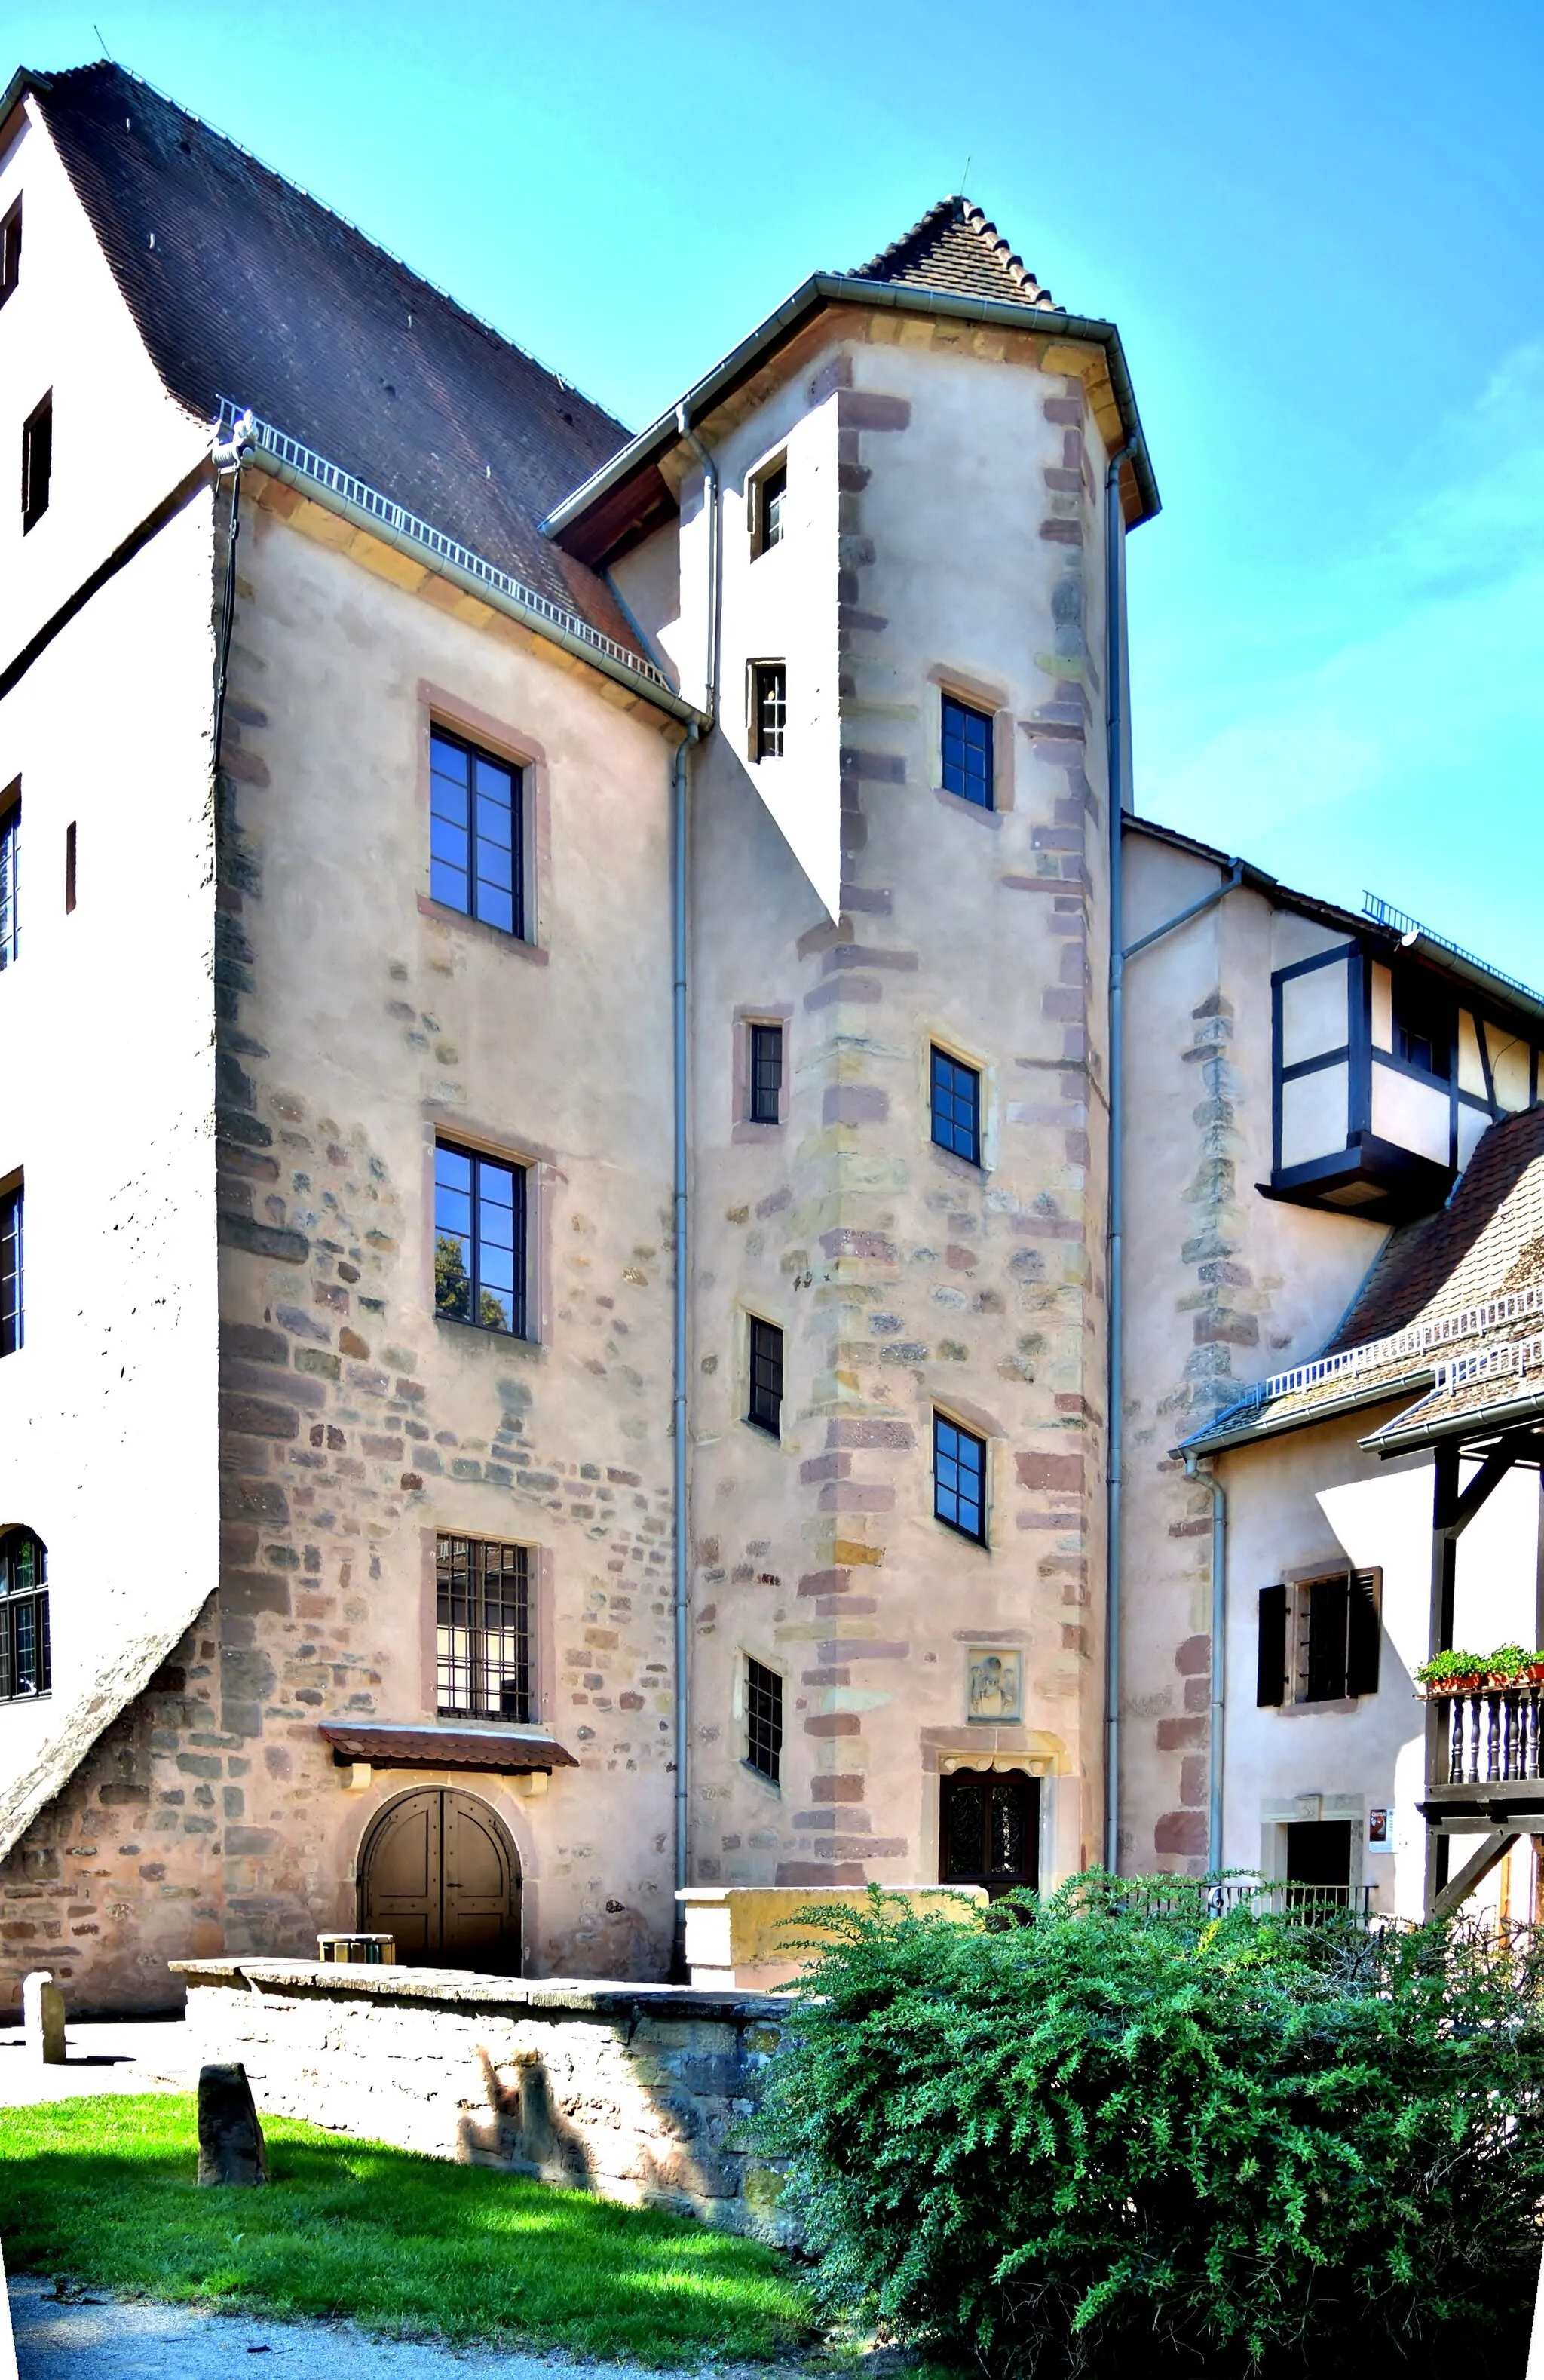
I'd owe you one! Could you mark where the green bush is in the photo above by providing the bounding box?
[755,1879,1544,2376]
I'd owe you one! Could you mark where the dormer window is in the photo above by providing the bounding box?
[1269,941,1530,1220]
[749,456,786,557]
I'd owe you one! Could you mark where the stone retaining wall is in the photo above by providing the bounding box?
[173,1958,795,2235]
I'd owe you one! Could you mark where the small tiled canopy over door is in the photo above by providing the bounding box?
[359,1788,521,1971]
[939,1769,1039,1897]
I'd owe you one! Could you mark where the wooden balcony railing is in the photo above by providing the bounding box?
[1435,1684,1544,1789]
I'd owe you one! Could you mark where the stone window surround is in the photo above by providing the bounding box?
[918,1027,997,1176]
[1259,1559,1382,1714]
[415,1526,559,1736]
[413,679,551,964]
[745,442,789,560]
[927,662,1015,820]
[416,1115,557,1352]
[927,1388,1008,1553]
[731,1001,793,1142]
[734,1303,788,1446]
[732,1644,785,1792]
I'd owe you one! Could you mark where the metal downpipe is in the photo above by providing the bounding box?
[1104,439,1135,1876]
[1184,1453,1228,1872]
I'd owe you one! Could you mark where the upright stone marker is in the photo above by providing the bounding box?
[20,1972,64,2066]
[196,2062,268,2187]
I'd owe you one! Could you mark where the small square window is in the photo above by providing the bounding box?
[747,1315,783,1436]
[0,200,20,307]
[434,1142,527,1338]
[941,693,993,809]
[1,1182,22,1358]
[930,1045,982,1165]
[745,1655,783,1783]
[934,1412,987,1544]
[749,1022,783,1124]
[21,392,51,532]
[430,726,523,934]
[1392,976,1452,1081]
[751,663,786,761]
[752,459,787,557]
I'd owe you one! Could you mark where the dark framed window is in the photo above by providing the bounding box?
[930,1044,982,1164]
[1,1183,20,1358]
[749,1022,783,1124]
[747,1315,783,1436]
[429,725,523,934]
[752,459,787,557]
[745,1655,783,1783]
[941,693,994,809]
[433,1142,526,1337]
[436,1535,531,1719]
[1258,1572,1380,1707]
[0,800,17,968]
[21,391,51,532]
[940,1769,1037,1898]
[64,821,76,915]
[1393,975,1453,1081]
[0,200,19,307]
[934,1412,987,1544]
[751,662,786,760]
[0,1530,49,1701]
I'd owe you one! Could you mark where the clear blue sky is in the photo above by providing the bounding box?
[13,0,1543,985]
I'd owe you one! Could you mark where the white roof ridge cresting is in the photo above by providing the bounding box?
[1226,1280,1544,1415]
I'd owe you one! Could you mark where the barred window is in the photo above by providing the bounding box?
[749,1022,783,1124]
[930,1045,981,1165]
[0,799,17,969]
[0,1530,49,1701]
[747,1315,783,1437]
[1,1182,20,1359]
[746,1656,783,1783]
[941,693,993,809]
[437,1536,532,1720]
[935,1412,987,1544]
[429,726,523,935]
[434,1142,526,1337]
[751,662,786,760]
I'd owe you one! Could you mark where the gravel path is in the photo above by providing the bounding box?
[11,2278,819,2380]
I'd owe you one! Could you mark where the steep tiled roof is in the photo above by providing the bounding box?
[25,60,642,656]
[1183,1105,1544,1452]
[851,195,1060,313]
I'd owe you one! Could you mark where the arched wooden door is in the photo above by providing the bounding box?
[359,1789,522,1971]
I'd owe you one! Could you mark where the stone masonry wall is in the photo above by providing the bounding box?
[177,1959,791,2237]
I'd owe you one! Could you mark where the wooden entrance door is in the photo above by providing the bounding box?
[360,1788,521,1971]
[939,1769,1040,1898]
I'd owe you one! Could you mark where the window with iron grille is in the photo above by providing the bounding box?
[0,1530,49,1701]
[437,1535,531,1719]
[1257,1571,1380,1706]
[434,1142,526,1337]
[935,1411,987,1544]
[930,1044,981,1164]
[749,1022,783,1124]
[0,800,17,969]
[941,693,993,809]
[0,200,19,308]
[745,1655,783,1782]
[429,725,523,934]
[21,392,51,532]
[752,459,787,557]
[1,1183,20,1359]
[751,662,786,760]
[747,1315,783,1436]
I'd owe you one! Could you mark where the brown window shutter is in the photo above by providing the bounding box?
[1346,1569,1382,1698]
[1257,1584,1288,1707]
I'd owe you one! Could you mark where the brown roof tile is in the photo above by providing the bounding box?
[851,195,1059,313]
[29,61,642,658]
[319,1723,577,1773]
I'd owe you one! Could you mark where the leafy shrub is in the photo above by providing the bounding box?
[756,1879,1544,2376]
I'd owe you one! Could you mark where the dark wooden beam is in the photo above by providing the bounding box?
[1451,1444,1519,1536]
[1429,1827,1515,1923]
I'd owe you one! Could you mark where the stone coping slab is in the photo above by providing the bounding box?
[171,1957,801,2023]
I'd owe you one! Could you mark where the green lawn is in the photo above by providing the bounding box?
[0,2093,813,2361]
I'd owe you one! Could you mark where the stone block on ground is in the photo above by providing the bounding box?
[196,2061,268,2186]
[21,1971,65,2065]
